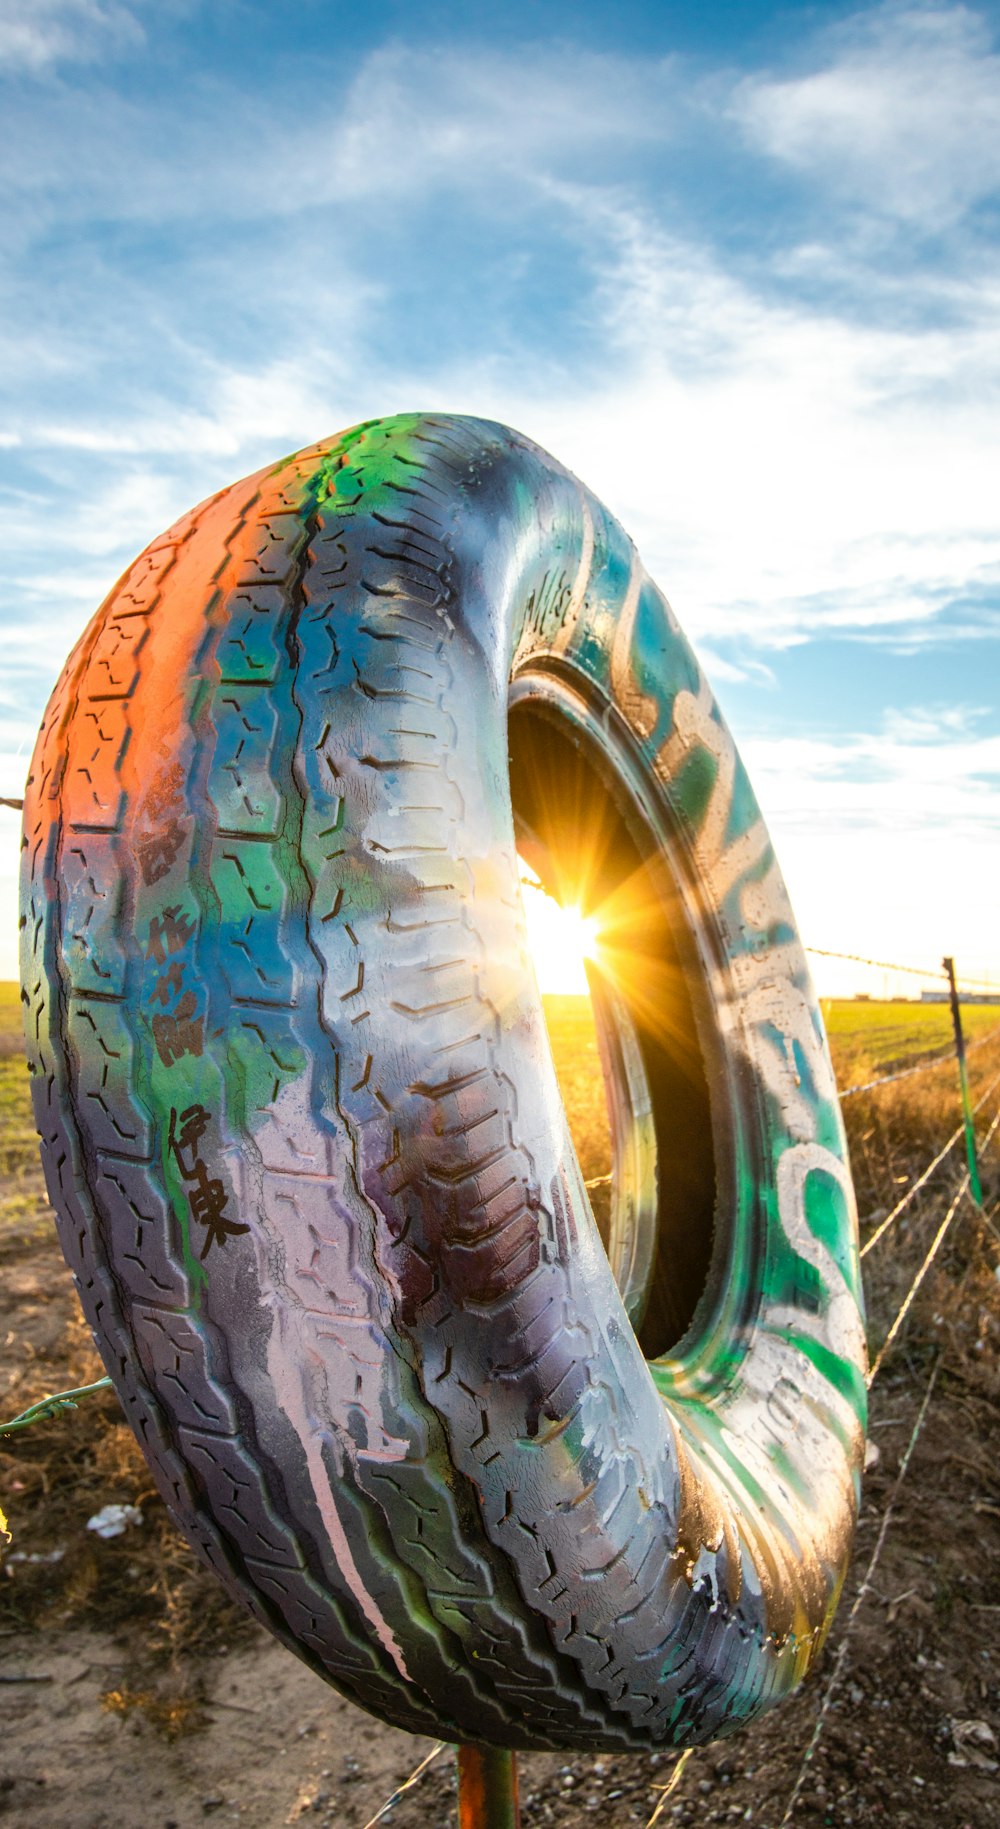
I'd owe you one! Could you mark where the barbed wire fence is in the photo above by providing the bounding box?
[342,1058,1000,1829]
[332,942,1000,1827]
[1,882,999,1826]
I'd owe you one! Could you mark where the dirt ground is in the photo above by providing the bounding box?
[3,1001,1000,1829]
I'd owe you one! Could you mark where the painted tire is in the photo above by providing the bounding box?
[21,414,867,1750]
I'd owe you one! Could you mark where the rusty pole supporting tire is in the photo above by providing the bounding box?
[21,413,866,1750]
[458,1745,521,1829]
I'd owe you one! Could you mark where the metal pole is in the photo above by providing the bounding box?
[457,1746,520,1829]
[943,956,984,1207]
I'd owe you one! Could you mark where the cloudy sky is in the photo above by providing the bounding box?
[1,0,997,995]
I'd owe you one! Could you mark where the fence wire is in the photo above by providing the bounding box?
[807,943,996,999]
[839,1049,956,1100]
[839,1022,1000,1101]
[777,1354,942,1828]
[2,906,997,1827]
[867,1177,970,1388]
[807,945,944,980]
[692,1081,998,1826]
[349,1079,998,1829]
[0,1375,113,1437]
[859,1063,1000,1258]
[867,1105,1000,1386]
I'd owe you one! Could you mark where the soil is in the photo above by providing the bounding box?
[2,1005,1000,1829]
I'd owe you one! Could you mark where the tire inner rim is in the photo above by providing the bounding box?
[509,680,731,1366]
[585,964,659,1334]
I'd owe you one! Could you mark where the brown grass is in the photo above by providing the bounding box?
[2,988,999,1765]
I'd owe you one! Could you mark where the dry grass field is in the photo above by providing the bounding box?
[2,990,999,1828]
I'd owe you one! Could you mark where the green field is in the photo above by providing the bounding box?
[2,984,999,1817]
[542,994,613,1235]
[820,997,999,1084]
[540,994,1000,1220]
[2,987,993,1193]
[0,978,23,1040]
[0,983,39,1186]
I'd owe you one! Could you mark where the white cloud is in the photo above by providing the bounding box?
[743,720,1000,831]
[1,467,188,564]
[1,7,999,989]
[881,702,992,741]
[688,647,777,687]
[429,191,1000,650]
[734,3,1000,227]
[777,818,998,995]
[325,42,671,201]
[0,0,143,72]
[0,40,677,233]
[741,708,1000,990]
[6,166,1000,671]
[3,16,999,670]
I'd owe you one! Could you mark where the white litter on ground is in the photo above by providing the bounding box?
[86,1503,143,1540]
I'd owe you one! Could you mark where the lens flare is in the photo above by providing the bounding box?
[519,859,599,994]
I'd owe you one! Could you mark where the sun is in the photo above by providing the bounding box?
[518,858,600,995]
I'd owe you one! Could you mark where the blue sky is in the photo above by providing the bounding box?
[1,0,998,994]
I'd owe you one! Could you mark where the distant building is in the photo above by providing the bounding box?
[921,990,1000,1005]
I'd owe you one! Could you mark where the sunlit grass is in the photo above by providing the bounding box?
[0,985,47,1229]
[542,992,613,1241]
[1,983,995,1244]
[822,998,1000,1078]
[0,979,22,1036]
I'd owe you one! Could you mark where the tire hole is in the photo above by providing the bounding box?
[516,858,615,1254]
[509,699,722,1360]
